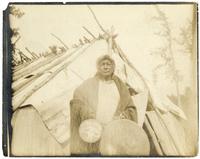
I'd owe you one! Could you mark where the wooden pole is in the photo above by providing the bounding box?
[107,37,113,54]
[25,47,39,59]
[13,73,42,95]
[82,26,96,39]
[13,43,94,109]
[51,33,69,50]
[83,36,90,43]
[87,6,107,34]
[13,46,82,81]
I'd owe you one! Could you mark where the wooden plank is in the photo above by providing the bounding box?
[13,56,54,78]
[13,53,65,81]
[12,73,42,96]
[144,117,164,156]
[12,73,51,110]
[146,111,179,156]
[13,72,41,89]
[13,61,32,72]
[161,112,187,156]
[132,90,148,127]
[11,106,69,156]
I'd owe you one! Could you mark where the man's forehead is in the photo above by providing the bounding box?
[100,59,112,63]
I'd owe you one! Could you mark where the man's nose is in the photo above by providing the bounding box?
[103,64,110,69]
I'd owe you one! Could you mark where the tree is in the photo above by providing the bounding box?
[174,10,197,97]
[10,6,25,18]
[9,6,25,65]
[174,19,193,57]
[151,5,182,107]
[9,6,24,44]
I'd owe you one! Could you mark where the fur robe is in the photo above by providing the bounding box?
[70,75,137,155]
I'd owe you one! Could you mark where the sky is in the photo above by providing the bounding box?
[9,4,196,96]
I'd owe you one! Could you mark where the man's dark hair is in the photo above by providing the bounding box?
[96,54,115,68]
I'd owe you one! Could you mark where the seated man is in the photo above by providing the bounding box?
[70,54,137,155]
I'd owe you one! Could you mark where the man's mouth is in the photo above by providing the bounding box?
[103,71,110,73]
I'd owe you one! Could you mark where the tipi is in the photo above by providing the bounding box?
[10,6,187,156]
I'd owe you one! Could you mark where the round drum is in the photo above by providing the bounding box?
[79,119,103,143]
[100,119,150,156]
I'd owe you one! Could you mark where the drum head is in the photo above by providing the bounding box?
[100,119,150,156]
[79,119,103,143]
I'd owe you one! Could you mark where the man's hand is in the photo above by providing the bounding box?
[119,113,126,119]
[80,106,95,121]
[113,113,126,120]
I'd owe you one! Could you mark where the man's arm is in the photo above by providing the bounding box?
[70,88,95,122]
[70,88,93,154]
[113,76,138,122]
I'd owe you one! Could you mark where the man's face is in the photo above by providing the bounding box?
[98,59,114,77]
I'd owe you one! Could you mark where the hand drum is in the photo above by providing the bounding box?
[79,119,103,143]
[100,119,150,156]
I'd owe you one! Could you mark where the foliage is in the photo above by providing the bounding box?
[9,6,25,65]
[151,5,180,83]
[174,19,193,56]
[10,6,25,18]
[151,5,183,106]
[11,28,20,37]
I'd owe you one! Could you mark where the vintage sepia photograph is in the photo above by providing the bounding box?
[2,2,198,156]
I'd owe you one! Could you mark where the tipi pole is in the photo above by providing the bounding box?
[87,6,113,54]
[13,43,95,109]
[51,33,69,50]
[107,37,113,54]
[82,26,97,40]
[87,6,107,34]
[13,46,83,82]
